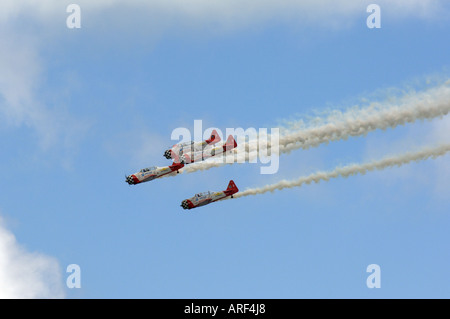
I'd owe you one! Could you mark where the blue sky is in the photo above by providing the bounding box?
[0,1,449,298]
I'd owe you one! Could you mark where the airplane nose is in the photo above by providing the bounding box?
[181,199,193,210]
[164,150,172,159]
[125,175,137,185]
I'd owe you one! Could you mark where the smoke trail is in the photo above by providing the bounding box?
[181,140,259,173]
[278,83,450,153]
[181,82,450,174]
[232,143,450,198]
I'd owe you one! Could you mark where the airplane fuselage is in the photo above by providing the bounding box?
[181,180,238,209]
[126,162,184,185]
[179,135,237,164]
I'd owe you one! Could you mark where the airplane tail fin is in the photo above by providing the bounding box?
[226,180,238,195]
[222,135,237,151]
[205,129,221,145]
[169,161,184,171]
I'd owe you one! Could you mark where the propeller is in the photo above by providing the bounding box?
[164,149,172,159]
[125,174,133,185]
[181,200,189,209]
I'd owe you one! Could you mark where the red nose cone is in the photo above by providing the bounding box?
[131,174,140,184]
[186,200,194,209]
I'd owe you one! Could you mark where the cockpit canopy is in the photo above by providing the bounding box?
[140,166,157,173]
[172,141,194,149]
[180,141,195,147]
[175,141,196,151]
[194,191,211,199]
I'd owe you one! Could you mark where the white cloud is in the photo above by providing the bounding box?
[0,217,65,299]
[105,128,168,169]
[0,0,446,158]
[0,31,57,149]
[0,32,41,125]
[0,21,90,160]
[0,0,446,30]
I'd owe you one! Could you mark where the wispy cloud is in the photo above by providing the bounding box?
[105,128,168,169]
[0,0,446,156]
[0,217,65,299]
[0,21,90,164]
[0,0,447,30]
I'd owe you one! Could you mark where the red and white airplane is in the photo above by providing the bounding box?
[164,130,221,160]
[125,162,184,185]
[174,135,237,164]
[180,180,239,210]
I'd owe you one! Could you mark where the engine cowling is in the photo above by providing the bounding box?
[164,149,172,159]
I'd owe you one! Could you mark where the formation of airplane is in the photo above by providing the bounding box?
[181,180,238,210]
[125,132,239,209]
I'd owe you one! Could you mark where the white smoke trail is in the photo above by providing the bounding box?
[180,82,450,174]
[232,143,450,198]
[278,83,450,153]
[181,141,258,173]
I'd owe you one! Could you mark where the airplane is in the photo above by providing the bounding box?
[125,162,184,185]
[180,180,239,210]
[174,135,237,164]
[164,129,221,160]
